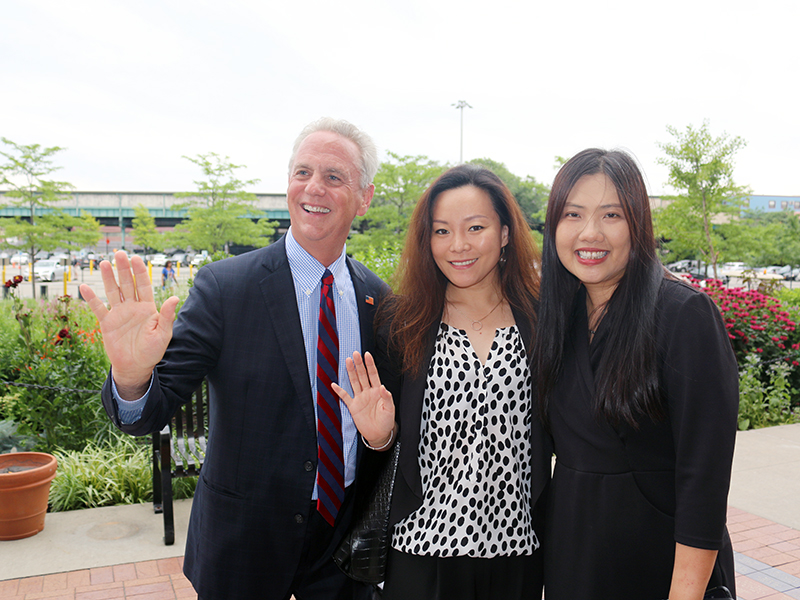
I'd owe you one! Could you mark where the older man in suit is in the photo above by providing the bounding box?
[80,118,389,600]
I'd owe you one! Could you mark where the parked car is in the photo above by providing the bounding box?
[665,259,707,274]
[8,252,31,267]
[766,265,792,278]
[30,260,68,282]
[149,253,169,267]
[719,263,753,278]
[191,251,209,267]
[721,261,749,271]
[170,252,189,267]
[78,253,98,270]
[685,266,713,280]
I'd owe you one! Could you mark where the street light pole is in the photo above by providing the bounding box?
[452,100,472,163]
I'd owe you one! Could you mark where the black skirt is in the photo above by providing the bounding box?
[382,548,543,600]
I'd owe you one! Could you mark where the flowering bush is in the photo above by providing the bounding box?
[699,279,799,364]
[691,278,800,406]
[1,278,112,453]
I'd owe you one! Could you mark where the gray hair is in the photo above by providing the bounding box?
[288,117,378,189]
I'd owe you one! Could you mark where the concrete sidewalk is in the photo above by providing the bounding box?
[0,499,192,581]
[729,423,800,531]
[0,423,799,598]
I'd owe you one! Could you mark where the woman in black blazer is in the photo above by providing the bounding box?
[334,164,551,599]
[532,148,738,600]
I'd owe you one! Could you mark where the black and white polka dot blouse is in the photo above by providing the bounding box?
[392,323,538,558]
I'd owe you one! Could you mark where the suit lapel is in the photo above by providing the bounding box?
[259,238,317,435]
[346,256,385,468]
[347,257,378,355]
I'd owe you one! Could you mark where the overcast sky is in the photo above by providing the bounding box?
[2,0,798,198]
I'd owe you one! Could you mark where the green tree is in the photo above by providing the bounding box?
[0,138,100,298]
[720,210,800,268]
[172,153,277,253]
[373,151,447,217]
[349,152,446,257]
[131,204,164,255]
[654,121,750,278]
[468,158,550,228]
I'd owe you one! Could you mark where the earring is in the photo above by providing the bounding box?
[499,245,507,266]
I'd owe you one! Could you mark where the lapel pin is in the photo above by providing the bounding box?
[366,296,374,305]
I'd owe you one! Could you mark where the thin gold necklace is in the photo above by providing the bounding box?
[447,298,503,331]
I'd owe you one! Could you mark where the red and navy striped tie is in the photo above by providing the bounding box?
[315,269,344,526]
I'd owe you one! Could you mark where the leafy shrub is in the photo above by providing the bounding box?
[0,302,20,384]
[0,419,36,453]
[738,354,799,430]
[777,287,800,309]
[349,240,402,286]
[50,433,197,511]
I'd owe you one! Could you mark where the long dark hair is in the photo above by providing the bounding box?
[534,148,664,427]
[382,163,540,375]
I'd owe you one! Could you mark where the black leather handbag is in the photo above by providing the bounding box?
[333,441,401,583]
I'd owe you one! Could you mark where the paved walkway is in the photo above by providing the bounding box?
[1,424,799,599]
[0,557,193,599]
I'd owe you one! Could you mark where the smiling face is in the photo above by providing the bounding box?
[287,130,374,266]
[555,173,631,305]
[430,184,509,294]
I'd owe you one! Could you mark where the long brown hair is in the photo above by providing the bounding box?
[380,163,540,375]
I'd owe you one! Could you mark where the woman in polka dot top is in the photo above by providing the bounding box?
[334,164,552,600]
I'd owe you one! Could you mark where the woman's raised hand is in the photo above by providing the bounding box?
[332,351,396,449]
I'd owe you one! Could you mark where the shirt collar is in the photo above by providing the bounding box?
[285,227,348,294]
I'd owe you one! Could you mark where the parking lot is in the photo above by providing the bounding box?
[1,261,196,304]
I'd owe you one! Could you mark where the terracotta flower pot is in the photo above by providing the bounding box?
[0,452,58,540]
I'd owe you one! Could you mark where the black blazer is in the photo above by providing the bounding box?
[376,308,552,562]
[101,236,389,600]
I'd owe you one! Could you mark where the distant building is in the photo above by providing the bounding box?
[744,195,800,214]
[649,195,800,217]
[0,190,290,255]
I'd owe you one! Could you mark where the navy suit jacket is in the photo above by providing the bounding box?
[101,236,389,600]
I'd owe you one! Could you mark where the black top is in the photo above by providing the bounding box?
[544,277,739,600]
